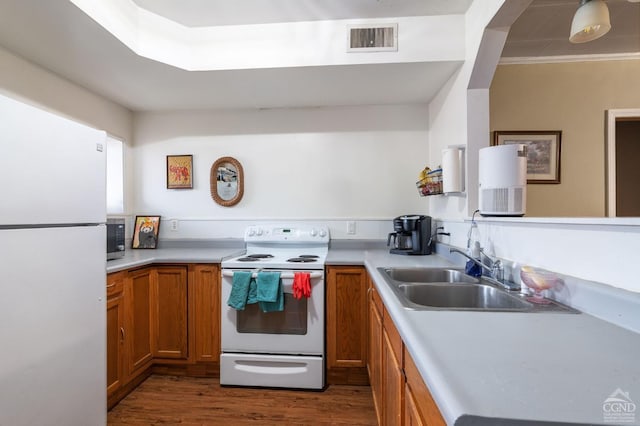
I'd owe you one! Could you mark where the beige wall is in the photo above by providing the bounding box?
[490,59,640,217]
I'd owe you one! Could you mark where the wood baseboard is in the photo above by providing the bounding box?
[108,367,152,410]
[327,367,370,386]
[152,362,219,378]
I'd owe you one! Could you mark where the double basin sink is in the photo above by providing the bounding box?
[378,267,577,313]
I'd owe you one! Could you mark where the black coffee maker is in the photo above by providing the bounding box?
[387,215,432,255]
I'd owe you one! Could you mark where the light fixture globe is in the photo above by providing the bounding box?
[569,0,611,43]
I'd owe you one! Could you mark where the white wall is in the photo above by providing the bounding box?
[424,0,640,294]
[0,46,132,142]
[133,105,431,239]
[438,217,640,294]
[0,45,135,215]
[427,0,508,220]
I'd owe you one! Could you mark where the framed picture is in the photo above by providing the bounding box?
[493,131,561,184]
[167,155,193,189]
[132,216,161,249]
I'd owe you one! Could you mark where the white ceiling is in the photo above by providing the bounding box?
[131,0,475,27]
[0,0,637,112]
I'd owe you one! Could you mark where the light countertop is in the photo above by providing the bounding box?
[360,249,640,426]
[106,247,244,273]
[107,244,640,425]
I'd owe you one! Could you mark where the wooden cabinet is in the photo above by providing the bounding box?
[106,272,125,399]
[383,308,404,426]
[368,283,383,425]
[369,276,405,425]
[404,348,446,426]
[189,264,220,363]
[367,272,445,426]
[125,267,153,375]
[151,266,188,359]
[326,265,369,385]
[107,263,222,407]
[404,382,424,426]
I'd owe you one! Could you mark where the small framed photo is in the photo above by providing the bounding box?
[493,131,562,184]
[167,155,193,189]
[132,216,161,249]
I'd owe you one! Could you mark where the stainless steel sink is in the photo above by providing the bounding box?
[400,283,531,310]
[377,267,578,313]
[380,267,479,284]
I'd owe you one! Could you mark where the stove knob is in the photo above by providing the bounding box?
[247,228,256,237]
[319,229,327,238]
[310,228,318,237]
[256,228,264,236]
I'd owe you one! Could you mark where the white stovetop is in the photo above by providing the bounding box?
[222,224,329,270]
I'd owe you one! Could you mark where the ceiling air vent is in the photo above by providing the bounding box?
[347,23,398,52]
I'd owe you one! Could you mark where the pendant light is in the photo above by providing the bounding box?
[569,0,611,43]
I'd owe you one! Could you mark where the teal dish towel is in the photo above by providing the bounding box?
[256,271,283,312]
[227,271,253,310]
[247,277,258,305]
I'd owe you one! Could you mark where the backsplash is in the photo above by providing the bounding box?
[112,216,397,241]
[435,241,640,334]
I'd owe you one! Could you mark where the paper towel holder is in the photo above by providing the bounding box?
[441,146,465,195]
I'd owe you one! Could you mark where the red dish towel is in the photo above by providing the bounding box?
[293,272,311,300]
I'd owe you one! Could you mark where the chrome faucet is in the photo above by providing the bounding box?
[449,247,520,292]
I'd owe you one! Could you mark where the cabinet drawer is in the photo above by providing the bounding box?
[107,271,125,297]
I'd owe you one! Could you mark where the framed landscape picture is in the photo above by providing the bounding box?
[493,131,561,184]
[167,154,193,189]
[132,215,160,249]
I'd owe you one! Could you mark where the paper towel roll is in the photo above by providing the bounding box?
[442,148,463,193]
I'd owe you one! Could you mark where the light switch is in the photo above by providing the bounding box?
[347,221,356,235]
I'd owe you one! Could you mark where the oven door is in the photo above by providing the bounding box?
[221,269,324,355]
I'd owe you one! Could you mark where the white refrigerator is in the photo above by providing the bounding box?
[0,94,108,425]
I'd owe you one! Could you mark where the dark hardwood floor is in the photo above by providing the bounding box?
[108,375,378,425]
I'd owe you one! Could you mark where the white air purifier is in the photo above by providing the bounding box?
[479,144,527,216]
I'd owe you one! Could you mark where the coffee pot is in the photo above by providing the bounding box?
[387,215,432,255]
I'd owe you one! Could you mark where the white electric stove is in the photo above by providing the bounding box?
[220,224,330,389]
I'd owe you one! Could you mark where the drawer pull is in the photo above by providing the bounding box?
[106,283,116,288]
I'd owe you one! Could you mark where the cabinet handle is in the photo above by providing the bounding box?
[120,327,125,342]
[106,283,116,288]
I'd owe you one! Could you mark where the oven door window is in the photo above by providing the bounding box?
[236,294,307,335]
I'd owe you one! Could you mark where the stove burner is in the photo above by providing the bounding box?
[298,255,319,259]
[287,257,318,263]
[247,254,274,259]
[236,257,261,262]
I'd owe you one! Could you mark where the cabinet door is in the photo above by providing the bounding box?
[404,383,424,426]
[189,264,220,362]
[404,347,446,426]
[106,273,125,398]
[126,268,153,375]
[383,320,404,426]
[368,286,383,425]
[151,266,188,359]
[326,266,368,384]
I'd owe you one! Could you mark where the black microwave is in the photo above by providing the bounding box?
[107,218,126,260]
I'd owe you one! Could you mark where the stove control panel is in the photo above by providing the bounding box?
[245,225,330,243]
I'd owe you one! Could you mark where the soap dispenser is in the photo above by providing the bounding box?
[465,215,482,277]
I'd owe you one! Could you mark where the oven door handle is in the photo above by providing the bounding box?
[221,270,323,279]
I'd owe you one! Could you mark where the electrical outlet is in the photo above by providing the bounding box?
[170,219,179,231]
[347,221,356,235]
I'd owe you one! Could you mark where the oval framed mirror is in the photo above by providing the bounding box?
[210,156,244,207]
